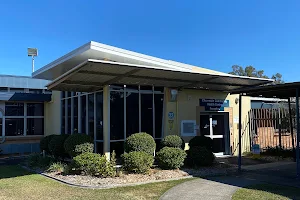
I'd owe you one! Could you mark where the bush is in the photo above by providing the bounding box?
[262,146,294,158]
[47,162,67,173]
[73,152,115,177]
[186,146,215,167]
[64,133,93,157]
[156,147,187,169]
[26,154,55,168]
[75,143,94,155]
[40,135,55,153]
[48,135,69,158]
[161,135,183,149]
[122,151,154,174]
[189,136,213,150]
[124,132,156,155]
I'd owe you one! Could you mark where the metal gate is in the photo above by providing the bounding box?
[249,108,296,150]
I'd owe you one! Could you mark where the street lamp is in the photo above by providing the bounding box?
[27,48,38,72]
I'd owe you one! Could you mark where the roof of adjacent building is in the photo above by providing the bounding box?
[0,74,50,89]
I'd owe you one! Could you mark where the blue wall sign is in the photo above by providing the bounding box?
[199,99,229,111]
[168,112,175,120]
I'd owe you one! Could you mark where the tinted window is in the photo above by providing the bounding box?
[5,103,24,116]
[27,103,44,116]
[27,118,44,135]
[5,118,24,136]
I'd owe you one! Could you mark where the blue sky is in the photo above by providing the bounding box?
[0,1,299,81]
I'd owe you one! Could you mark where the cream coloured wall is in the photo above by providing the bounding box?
[44,91,61,136]
[163,88,251,155]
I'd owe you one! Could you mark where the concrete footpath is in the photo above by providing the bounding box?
[160,162,299,200]
[160,176,259,200]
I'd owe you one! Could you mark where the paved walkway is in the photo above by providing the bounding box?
[160,162,299,200]
[160,176,259,200]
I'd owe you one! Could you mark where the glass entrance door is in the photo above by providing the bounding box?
[200,113,229,156]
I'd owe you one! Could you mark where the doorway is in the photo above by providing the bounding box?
[200,112,230,156]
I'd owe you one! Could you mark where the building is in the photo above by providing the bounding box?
[0,41,273,157]
[0,75,51,154]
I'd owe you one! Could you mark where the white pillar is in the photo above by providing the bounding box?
[103,86,110,159]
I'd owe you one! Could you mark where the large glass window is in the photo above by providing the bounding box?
[0,118,2,136]
[126,92,139,137]
[27,118,44,135]
[141,94,153,136]
[27,103,44,116]
[5,118,24,136]
[110,91,124,140]
[5,103,24,116]
[88,94,95,138]
[73,96,78,133]
[96,92,103,140]
[61,99,65,134]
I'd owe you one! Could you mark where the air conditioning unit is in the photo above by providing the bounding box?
[181,120,196,137]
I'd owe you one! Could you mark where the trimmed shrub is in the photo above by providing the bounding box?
[156,147,187,169]
[75,142,94,155]
[73,152,116,177]
[189,136,213,150]
[26,154,55,168]
[64,133,93,157]
[48,134,69,158]
[122,151,154,174]
[47,162,67,173]
[186,146,215,167]
[40,135,55,153]
[161,135,183,149]
[124,132,156,155]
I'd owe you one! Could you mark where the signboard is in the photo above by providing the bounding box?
[199,99,229,111]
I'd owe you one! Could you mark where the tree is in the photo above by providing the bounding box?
[229,65,284,84]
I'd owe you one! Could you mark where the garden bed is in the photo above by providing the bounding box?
[42,163,234,188]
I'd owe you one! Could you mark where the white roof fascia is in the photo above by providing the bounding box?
[33,41,274,82]
[250,97,289,102]
[32,42,92,77]
[47,59,273,89]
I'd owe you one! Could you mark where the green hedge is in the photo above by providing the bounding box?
[74,143,94,155]
[186,146,215,167]
[156,147,186,169]
[72,152,115,177]
[122,151,154,174]
[40,135,55,153]
[48,135,69,158]
[124,132,156,155]
[189,136,213,150]
[161,135,183,149]
[64,133,93,157]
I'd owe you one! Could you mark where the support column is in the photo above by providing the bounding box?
[94,93,97,153]
[103,86,110,159]
[288,98,295,162]
[238,94,242,173]
[86,94,89,135]
[71,92,74,134]
[296,88,300,178]
[78,92,82,133]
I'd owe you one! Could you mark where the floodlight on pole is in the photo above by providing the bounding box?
[28,48,38,73]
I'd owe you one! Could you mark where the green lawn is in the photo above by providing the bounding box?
[232,184,300,200]
[0,165,193,200]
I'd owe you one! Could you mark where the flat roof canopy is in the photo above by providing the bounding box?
[47,59,273,92]
[231,82,300,98]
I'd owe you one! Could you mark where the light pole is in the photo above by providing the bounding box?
[27,48,38,73]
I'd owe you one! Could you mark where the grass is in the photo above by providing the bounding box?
[232,184,300,200]
[0,165,193,200]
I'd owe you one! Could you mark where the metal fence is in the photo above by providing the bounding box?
[249,108,296,150]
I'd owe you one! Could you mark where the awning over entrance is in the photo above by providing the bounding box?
[47,59,273,92]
